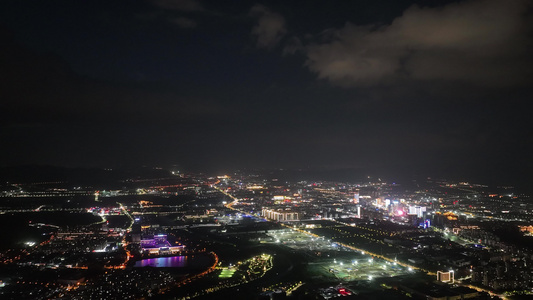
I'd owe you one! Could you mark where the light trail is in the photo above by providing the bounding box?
[116,202,135,268]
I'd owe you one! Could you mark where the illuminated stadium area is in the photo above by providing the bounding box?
[318,257,411,281]
[267,229,349,252]
[218,268,236,279]
[266,229,411,281]
[140,234,185,255]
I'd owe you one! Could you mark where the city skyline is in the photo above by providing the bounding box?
[1,168,532,299]
[2,2,533,297]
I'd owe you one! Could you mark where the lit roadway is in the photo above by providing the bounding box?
[117,202,135,269]
[284,223,432,272]
[0,208,86,214]
[212,185,239,211]
[117,202,134,231]
[285,220,508,299]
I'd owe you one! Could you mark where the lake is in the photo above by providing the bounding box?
[134,254,213,269]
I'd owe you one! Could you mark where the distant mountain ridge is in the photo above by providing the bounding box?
[0,165,172,188]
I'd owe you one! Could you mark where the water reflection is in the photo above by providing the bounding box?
[134,256,187,268]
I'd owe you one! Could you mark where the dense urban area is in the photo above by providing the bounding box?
[1,167,532,300]
[2,0,533,299]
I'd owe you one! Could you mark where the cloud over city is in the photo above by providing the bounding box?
[250,4,287,49]
[304,0,533,87]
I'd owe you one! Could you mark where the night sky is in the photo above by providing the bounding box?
[1,0,532,183]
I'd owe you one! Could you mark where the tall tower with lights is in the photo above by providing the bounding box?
[353,189,360,204]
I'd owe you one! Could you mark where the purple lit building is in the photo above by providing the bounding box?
[140,234,185,255]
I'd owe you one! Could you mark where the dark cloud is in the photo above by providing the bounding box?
[0,33,224,127]
[304,0,533,87]
[152,0,204,12]
[250,4,287,49]
[169,17,197,28]
[0,1,531,183]
[145,0,209,29]
[282,36,303,56]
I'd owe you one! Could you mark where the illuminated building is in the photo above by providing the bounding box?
[272,195,293,204]
[261,208,299,221]
[140,234,184,255]
[408,206,426,218]
[518,225,533,236]
[437,270,454,283]
[353,189,359,204]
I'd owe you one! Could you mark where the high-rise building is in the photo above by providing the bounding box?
[409,206,426,218]
[353,189,360,204]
